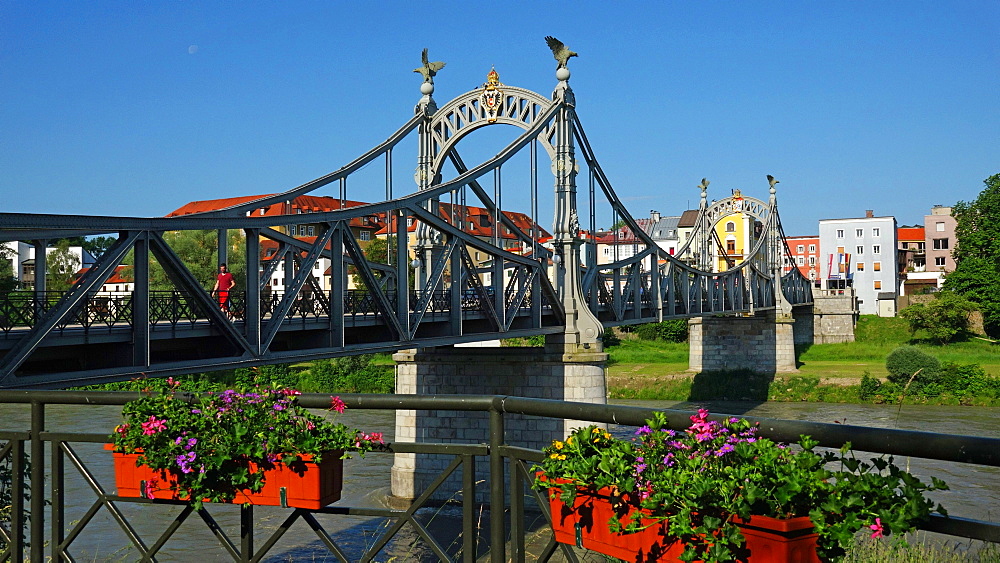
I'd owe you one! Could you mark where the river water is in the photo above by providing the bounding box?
[1,399,997,561]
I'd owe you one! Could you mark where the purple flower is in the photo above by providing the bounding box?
[635,425,652,436]
[175,452,197,474]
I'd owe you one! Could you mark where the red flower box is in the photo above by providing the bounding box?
[545,482,820,563]
[106,445,343,509]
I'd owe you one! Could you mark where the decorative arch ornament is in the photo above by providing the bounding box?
[427,68,558,176]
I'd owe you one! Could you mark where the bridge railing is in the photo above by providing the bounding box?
[1,391,998,562]
[0,288,543,336]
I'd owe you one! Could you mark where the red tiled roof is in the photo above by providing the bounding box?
[74,265,132,285]
[897,227,924,241]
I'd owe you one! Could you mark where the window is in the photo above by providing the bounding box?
[873,245,880,254]
[808,256,816,266]
[936,222,945,232]
[873,228,880,237]
[837,246,845,254]
[856,229,863,237]
[808,244,816,253]
[360,231,371,241]
[857,263,865,271]
[933,238,949,250]
[874,262,881,271]
[856,246,864,255]
[935,256,946,266]
[797,256,804,266]
[725,221,736,233]
[797,245,804,253]
[836,229,844,238]
[298,226,307,236]
[726,239,736,254]
[407,218,414,227]
[874,280,882,290]
[603,247,610,256]
[307,226,315,236]
[917,242,925,250]
[902,242,909,249]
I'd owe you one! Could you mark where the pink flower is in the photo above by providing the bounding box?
[869,517,883,538]
[330,396,346,414]
[143,478,158,499]
[141,416,166,435]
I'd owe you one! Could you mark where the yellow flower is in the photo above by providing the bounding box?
[554,441,564,450]
[567,437,574,445]
[592,427,601,434]
[558,454,566,460]
[549,453,560,459]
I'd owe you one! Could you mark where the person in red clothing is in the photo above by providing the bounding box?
[212,263,235,313]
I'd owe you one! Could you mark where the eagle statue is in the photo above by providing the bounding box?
[767,175,779,189]
[544,36,578,69]
[413,48,446,84]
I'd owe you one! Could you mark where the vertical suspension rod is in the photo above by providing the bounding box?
[531,141,538,259]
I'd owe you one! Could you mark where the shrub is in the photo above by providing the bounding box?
[899,292,978,343]
[939,362,1000,398]
[634,319,688,342]
[858,372,881,401]
[235,364,298,390]
[884,346,941,391]
[305,355,393,393]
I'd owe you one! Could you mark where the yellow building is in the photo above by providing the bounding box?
[712,191,760,272]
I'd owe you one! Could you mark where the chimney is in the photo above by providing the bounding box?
[865,210,874,218]
[650,210,661,223]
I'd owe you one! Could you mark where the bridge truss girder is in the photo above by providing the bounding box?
[0,64,812,389]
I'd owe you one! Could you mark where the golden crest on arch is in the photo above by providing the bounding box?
[481,67,504,123]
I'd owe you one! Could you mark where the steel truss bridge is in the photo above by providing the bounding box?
[0,64,811,389]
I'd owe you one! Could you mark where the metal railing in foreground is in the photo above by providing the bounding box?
[1,392,999,562]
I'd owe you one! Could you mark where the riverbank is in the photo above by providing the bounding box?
[605,316,1000,406]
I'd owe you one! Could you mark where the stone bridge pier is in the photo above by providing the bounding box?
[389,342,606,503]
[688,307,814,373]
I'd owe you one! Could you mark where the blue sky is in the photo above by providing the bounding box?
[2,2,997,236]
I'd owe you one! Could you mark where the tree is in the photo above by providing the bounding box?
[898,291,977,344]
[350,235,398,290]
[0,244,18,295]
[46,240,81,292]
[944,173,1000,337]
[83,236,116,259]
[121,230,247,293]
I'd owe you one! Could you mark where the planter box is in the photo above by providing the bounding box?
[106,445,343,509]
[545,482,819,563]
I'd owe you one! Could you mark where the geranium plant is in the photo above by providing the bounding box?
[535,409,948,562]
[110,379,384,507]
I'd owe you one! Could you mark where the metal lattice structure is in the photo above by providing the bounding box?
[0,61,811,389]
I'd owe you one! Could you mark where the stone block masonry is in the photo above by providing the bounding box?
[688,309,798,373]
[390,345,606,503]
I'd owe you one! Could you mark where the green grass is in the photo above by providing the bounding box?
[845,536,1000,563]
[605,315,1000,404]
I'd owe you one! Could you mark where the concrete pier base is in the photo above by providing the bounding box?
[390,345,606,503]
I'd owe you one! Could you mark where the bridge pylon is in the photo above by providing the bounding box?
[545,67,604,357]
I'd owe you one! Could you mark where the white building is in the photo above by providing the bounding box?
[818,211,898,316]
[2,241,95,289]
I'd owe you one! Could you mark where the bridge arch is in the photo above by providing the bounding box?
[704,193,771,230]
[428,71,556,176]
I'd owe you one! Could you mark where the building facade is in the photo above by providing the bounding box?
[783,235,820,284]
[818,211,898,316]
[925,205,957,273]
